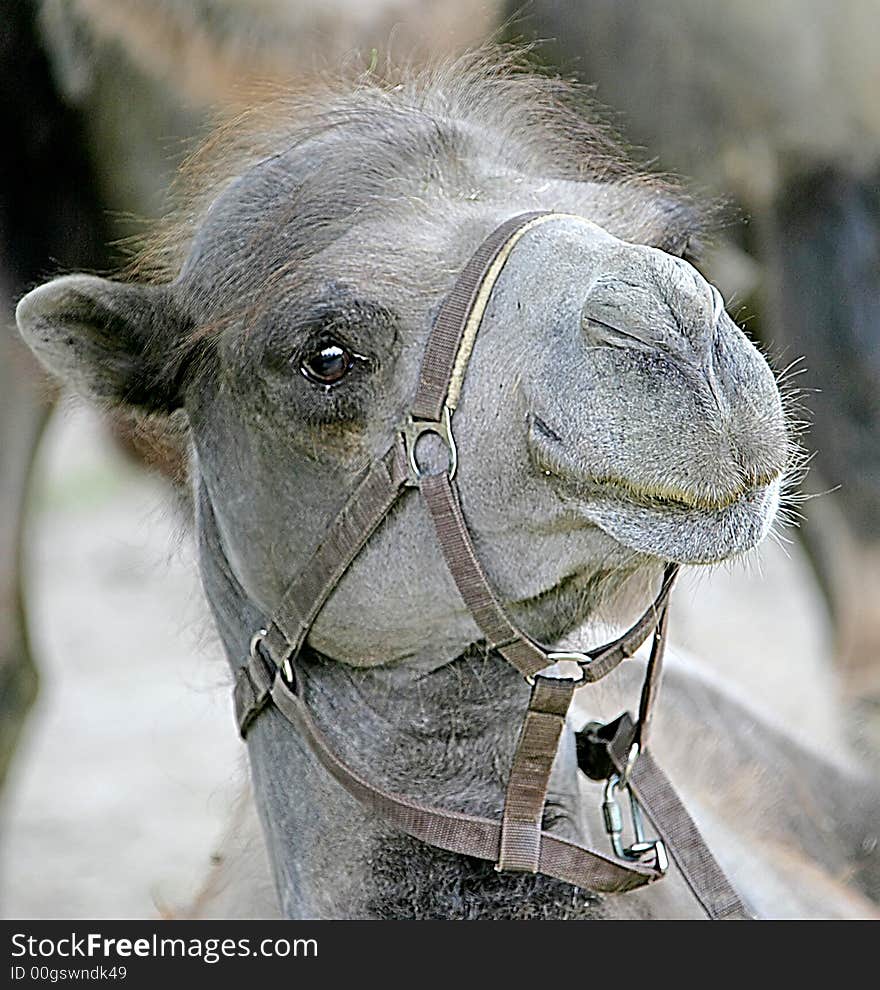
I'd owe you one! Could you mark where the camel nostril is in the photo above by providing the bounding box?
[581,311,657,354]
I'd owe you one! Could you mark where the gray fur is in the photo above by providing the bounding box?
[18,58,862,919]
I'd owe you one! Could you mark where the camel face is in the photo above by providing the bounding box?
[165,199,787,668]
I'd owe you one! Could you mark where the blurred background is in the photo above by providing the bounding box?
[1,0,877,918]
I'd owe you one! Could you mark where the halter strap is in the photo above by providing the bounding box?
[230,211,752,919]
[265,657,659,894]
[260,442,409,672]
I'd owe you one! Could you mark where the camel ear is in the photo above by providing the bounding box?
[15,274,184,413]
[645,194,706,262]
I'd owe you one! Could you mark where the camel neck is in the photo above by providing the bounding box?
[195,478,625,918]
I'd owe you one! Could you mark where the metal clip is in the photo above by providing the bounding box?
[619,741,640,789]
[402,406,458,485]
[602,774,668,874]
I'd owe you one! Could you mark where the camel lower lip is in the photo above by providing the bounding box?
[528,417,783,563]
[575,480,781,564]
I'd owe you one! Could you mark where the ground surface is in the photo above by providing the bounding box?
[0,401,243,919]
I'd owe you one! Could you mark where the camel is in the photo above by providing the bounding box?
[16,55,880,918]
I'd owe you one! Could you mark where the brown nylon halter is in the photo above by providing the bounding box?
[233,211,752,919]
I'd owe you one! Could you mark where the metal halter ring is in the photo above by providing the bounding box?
[524,651,590,686]
[249,628,268,660]
[403,406,458,485]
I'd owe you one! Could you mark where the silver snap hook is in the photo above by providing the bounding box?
[602,773,668,875]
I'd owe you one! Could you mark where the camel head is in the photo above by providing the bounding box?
[16,58,791,917]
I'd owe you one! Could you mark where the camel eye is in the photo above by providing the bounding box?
[300,342,353,386]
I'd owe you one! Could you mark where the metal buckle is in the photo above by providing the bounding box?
[602,774,668,874]
[402,406,458,485]
[524,651,590,686]
[250,628,293,685]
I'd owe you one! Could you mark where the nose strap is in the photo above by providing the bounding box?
[419,471,551,679]
[413,211,561,420]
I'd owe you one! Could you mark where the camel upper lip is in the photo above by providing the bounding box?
[574,473,779,513]
[528,415,783,563]
[529,414,781,513]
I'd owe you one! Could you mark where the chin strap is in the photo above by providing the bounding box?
[237,646,660,895]
[234,580,749,917]
[228,211,754,919]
